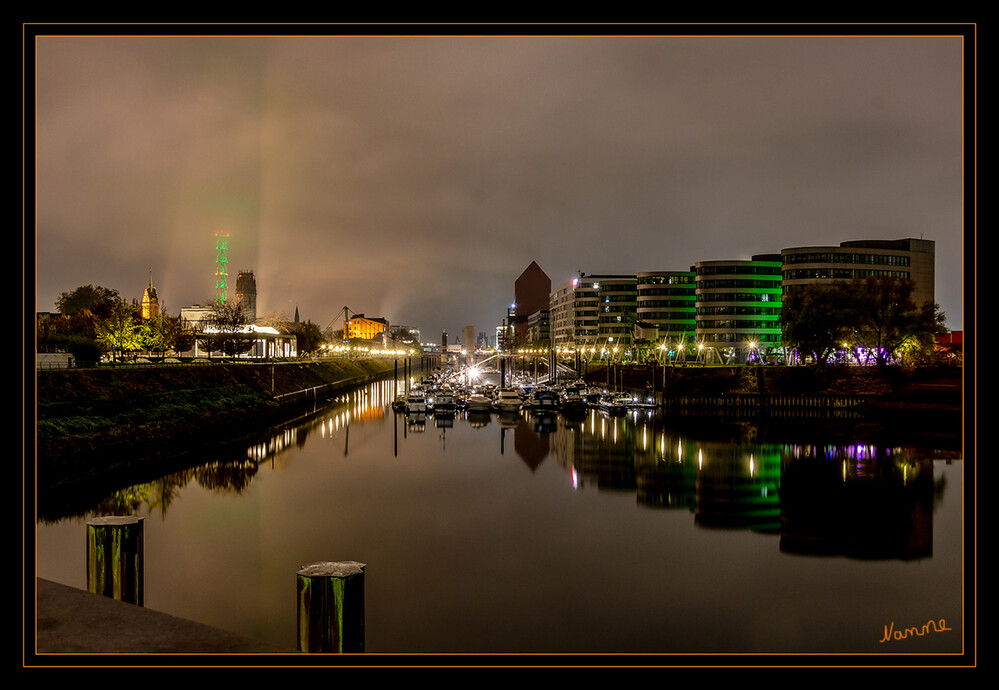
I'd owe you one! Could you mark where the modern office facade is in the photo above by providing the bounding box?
[636,270,697,346]
[595,275,638,345]
[533,238,935,365]
[549,279,576,347]
[780,238,935,308]
[694,255,783,364]
[526,309,551,345]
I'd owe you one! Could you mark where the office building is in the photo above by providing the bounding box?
[694,254,783,364]
[780,238,935,308]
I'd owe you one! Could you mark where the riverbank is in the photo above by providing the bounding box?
[582,362,965,446]
[33,358,399,492]
[32,359,965,493]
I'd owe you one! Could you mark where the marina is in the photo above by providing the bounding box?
[34,375,965,657]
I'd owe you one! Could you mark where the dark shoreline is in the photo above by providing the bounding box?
[33,358,400,493]
[32,360,964,503]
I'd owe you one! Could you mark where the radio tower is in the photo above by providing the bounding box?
[214,232,230,305]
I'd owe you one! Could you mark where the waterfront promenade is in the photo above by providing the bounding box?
[31,578,293,656]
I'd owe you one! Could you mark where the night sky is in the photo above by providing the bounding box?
[31,29,968,340]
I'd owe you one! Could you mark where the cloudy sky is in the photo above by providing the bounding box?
[31,29,968,339]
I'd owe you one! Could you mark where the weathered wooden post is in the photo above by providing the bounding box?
[86,516,144,605]
[297,561,366,653]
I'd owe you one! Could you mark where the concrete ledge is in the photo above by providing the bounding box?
[31,578,295,656]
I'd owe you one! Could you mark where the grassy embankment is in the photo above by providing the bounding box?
[33,358,398,489]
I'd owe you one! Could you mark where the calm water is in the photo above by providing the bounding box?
[35,379,966,657]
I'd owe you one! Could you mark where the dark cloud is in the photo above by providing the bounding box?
[33,33,966,337]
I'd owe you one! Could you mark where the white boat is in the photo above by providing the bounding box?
[493,388,523,413]
[529,388,559,411]
[432,390,457,413]
[559,385,588,412]
[405,389,428,414]
[465,393,493,412]
[597,393,631,415]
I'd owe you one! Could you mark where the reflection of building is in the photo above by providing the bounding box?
[780,448,934,560]
[141,273,160,320]
[346,314,388,340]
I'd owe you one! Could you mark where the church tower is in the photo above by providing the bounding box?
[141,271,160,320]
[235,270,257,324]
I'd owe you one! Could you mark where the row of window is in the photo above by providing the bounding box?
[638,298,695,308]
[697,306,782,316]
[637,288,698,297]
[695,290,781,302]
[697,318,780,330]
[696,265,781,277]
[782,251,911,266]
[782,268,910,281]
[700,333,782,345]
[637,274,695,285]
[696,279,782,290]
[635,312,697,322]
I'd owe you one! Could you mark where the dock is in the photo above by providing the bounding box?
[29,578,294,657]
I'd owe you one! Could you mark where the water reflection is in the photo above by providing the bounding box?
[41,379,954,566]
[35,379,963,653]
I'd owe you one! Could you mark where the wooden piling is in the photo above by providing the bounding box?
[86,516,144,605]
[296,561,366,653]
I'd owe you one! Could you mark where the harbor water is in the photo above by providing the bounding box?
[34,378,966,656]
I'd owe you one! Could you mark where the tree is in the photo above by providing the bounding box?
[94,299,142,361]
[290,320,325,357]
[781,277,945,366]
[781,283,857,365]
[199,300,254,358]
[139,312,173,357]
[852,277,946,366]
[168,315,197,355]
[55,285,121,319]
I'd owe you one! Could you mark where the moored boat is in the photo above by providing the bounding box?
[493,388,523,413]
[529,387,559,411]
[597,392,631,415]
[465,392,493,412]
[405,389,429,414]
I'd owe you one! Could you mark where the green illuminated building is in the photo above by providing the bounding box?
[694,254,783,364]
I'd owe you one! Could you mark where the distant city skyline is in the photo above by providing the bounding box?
[30,28,969,338]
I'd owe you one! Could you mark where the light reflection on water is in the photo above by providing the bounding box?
[35,379,964,655]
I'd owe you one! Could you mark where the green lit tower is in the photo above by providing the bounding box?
[214,232,229,306]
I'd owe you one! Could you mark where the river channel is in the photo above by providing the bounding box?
[34,378,966,657]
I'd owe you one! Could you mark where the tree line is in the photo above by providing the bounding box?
[779,276,949,366]
[36,284,326,363]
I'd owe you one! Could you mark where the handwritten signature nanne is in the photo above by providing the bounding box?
[880,619,952,643]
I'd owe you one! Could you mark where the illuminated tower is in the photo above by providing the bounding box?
[141,271,160,320]
[235,270,257,324]
[214,233,229,305]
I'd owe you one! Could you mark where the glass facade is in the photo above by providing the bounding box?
[694,256,783,364]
